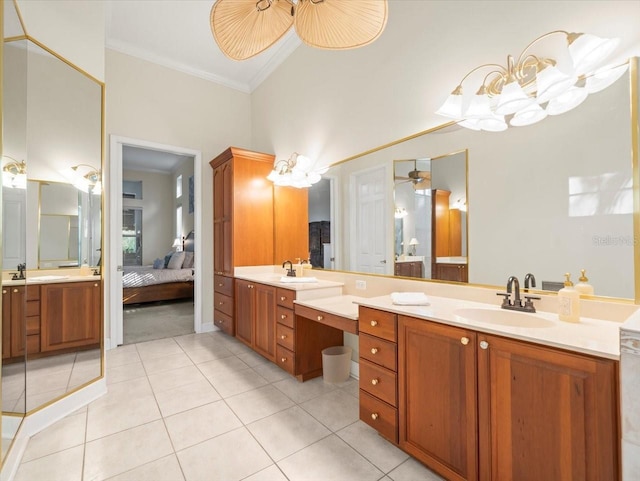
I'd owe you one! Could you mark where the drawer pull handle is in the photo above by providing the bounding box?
[13,289,18,293]
[218,283,223,287]
[219,301,223,305]
[460,337,469,345]
[94,283,99,287]
[317,315,323,321]
[371,413,379,420]
[480,340,489,350]
[280,296,286,301]
[370,320,378,327]
[280,314,287,319]
[371,378,379,386]
[280,335,287,340]
[2,290,6,294]
[281,357,287,363]
[370,347,378,354]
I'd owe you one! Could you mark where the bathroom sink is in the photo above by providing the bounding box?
[28,275,69,282]
[453,307,555,328]
[279,276,318,283]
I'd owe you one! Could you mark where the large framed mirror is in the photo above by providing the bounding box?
[311,58,636,301]
[1,0,104,464]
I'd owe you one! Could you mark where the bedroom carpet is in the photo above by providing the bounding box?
[124,299,195,344]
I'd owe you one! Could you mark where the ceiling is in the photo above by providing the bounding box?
[123,145,194,173]
[105,0,302,93]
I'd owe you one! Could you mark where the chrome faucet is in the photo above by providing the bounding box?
[497,275,540,313]
[524,272,536,291]
[282,260,296,277]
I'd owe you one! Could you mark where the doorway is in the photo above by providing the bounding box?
[109,136,203,348]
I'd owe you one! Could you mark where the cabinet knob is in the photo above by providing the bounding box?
[219,301,223,305]
[370,320,378,327]
[218,283,223,287]
[2,290,6,294]
[370,347,378,354]
[280,296,286,301]
[371,378,379,385]
[13,289,18,293]
[371,413,379,421]
[94,283,99,287]
[280,314,287,320]
[280,335,287,340]
[317,315,323,321]
[281,357,287,363]
[460,337,469,345]
[480,340,489,350]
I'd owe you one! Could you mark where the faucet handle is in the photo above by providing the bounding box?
[496,292,511,306]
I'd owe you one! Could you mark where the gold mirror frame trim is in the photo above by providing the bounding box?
[328,58,639,305]
[3,0,106,419]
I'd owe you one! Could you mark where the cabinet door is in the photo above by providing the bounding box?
[3,288,11,359]
[254,283,276,362]
[213,161,233,275]
[234,279,253,346]
[436,263,467,282]
[40,281,101,352]
[477,334,618,481]
[10,286,26,357]
[398,315,478,481]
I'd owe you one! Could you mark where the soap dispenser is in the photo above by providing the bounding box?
[558,273,580,323]
[575,269,594,297]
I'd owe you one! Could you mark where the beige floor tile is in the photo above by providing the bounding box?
[22,411,87,462]
[26,369,71,395]
[300,389,359,431]
[68,363,102,390]
[142,351,194,375]
[196,356,250,377]
[338,376,360,398]
[136,337,183,361]
[27,353,76,374]
[165,399,242,451]
[106,360,147,385]
[86,392,161,441]
[337,421,409,474]
[90,376,153,409]
[243,464,288,481]
[174,332,220,350]
[26,388,66,412]
[177,427,272,481]
[204,367,269,398]
[278,435,383,481]
[236,349,271,367]
[84,420,173,481]
[154,379,221,417]
[106,344,141,368]
[273,376,338,404]
[14,445,84,481]
[226,385,295,424]
[247,406,330,461]
[106,454,185,481]
[148,364,207,394]
[387,457,445,481]
[183,345,233,364]
[251,361,291,383]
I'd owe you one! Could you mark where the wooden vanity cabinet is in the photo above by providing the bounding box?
[3,285,41,359]
[40,281,101,352]
[234,279,277,362]
[2,287,10,359]
[435,262,468,282]
[394,261,423,278]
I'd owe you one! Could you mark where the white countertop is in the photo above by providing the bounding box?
[294,295,365,320]
[356,294,621,360]
[233,272,344,291]
[436,256,468,264]
[3,275,101,286]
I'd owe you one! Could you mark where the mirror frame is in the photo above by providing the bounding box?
[323,57,639,304]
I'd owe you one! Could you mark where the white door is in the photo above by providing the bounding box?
[353,167,388,274]
[2,188,26,270]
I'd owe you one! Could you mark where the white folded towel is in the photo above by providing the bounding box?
[391,292,430,306]
[279,276,318,283]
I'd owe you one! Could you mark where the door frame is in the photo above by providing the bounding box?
[108,135,203,348]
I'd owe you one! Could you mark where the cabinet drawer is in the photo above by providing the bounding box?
[26,316,40,336]
[277,306,294,329]
[214,274,233,297]
[214,310,234,336]
[26,300,40,317]
[276,344,295,374]
[276,288,295,310]
[26,285,40,301]
[360,358,397,407]
[359,307,397,342]
[27,334,40,354]
[295,304,358,334]
[360,390,398,443]
[360,333,397,371]
[276,323,295,351]
[214,292,233,317]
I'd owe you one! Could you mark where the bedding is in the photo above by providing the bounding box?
[123,265,193,288]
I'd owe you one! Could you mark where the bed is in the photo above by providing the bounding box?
[122,231,195,305]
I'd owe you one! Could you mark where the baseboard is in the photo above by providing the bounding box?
[350,360,360,380]
[1,423,28,481]
[200,321,215,333]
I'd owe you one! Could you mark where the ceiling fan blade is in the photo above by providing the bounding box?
[210,0,293,60]
[413,179,431,190]
[295,0,388,50]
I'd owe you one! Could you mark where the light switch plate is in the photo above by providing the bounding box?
[355,280,366,290]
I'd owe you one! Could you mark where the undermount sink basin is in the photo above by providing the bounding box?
[453,307,555,328]
[28,275,70,282]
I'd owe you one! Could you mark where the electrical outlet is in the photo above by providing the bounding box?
[355,280,367,290]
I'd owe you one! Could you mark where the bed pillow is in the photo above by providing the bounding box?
[167,251,186,269]
[182,251,194,268]
[164,252,173,268]
[152,258,164,269]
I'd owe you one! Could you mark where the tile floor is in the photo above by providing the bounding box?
[14,331,444,481]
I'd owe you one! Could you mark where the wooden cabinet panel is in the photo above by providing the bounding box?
[234,279,253,346]
[477,334,619,481]
[295,303,358,334]
[213,310,234,336]
[276,288,295,310]
[394,261,423,278]
[40,281,100,352]
[274,185,309,264]
[436,263,468,283]
[359,307,397,342]
[449,208,462,256]
[2,288,11,359]
[398,316,478,481]
[276,344,295,374]
[360,358,398,407]
[276,305,294,328]
[433,189,451,257]
[359,333,397,371]
[276,323,295,351]
[253,283,276,362]
[214,292,233,317]
[214,274,233,296]
[360,390,398,443]
[10,286,27,357]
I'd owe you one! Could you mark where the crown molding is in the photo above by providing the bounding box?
[248,35,302,92]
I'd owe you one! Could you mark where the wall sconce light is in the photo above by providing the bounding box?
[409,237,420,255]
[2,156,27,189]
[172,238,182,252]
[66,164,102,194]
[436,30,627,131]
[394,207,408,218]
[451,198,467,212]
[267,152,328,189]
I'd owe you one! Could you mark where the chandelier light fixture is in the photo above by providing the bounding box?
[435,30,628,132]
[66,164,102,194]
[2,156,27,189]
[267,152,328,188]
[210,0,388,61]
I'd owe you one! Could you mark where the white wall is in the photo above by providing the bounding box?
[174,158,195,238]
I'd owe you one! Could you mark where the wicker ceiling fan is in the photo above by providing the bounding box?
[395,160,431,191]
[210,0,389,61]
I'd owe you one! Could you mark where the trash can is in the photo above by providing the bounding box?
[322,346,352,383]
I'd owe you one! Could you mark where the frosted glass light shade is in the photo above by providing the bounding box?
[495,81,534,115]
[458,118,482,131]
[436,92,463,119]
[546,86,588,116]
[536,66,576,104]
[586,63,629,94]
[510,103,547,127]
[478,115,508,132]
[293,154,312,172]
[464,93,492,119]
[568,33,619,76]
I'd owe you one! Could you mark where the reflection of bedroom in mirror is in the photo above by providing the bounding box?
[307,178,333,269]
[121,145,196,345]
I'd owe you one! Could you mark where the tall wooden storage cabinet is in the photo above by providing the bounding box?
[210,147,308,338]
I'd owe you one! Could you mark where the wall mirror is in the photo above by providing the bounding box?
[320,58,636,300]
[1,0,104,463]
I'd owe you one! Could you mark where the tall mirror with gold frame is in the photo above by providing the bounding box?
[1,0,104,463]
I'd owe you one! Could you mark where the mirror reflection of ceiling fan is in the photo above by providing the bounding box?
[394,160,431,190]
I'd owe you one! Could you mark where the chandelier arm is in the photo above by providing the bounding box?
[516,30,570,66]
[458,63,508,87]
